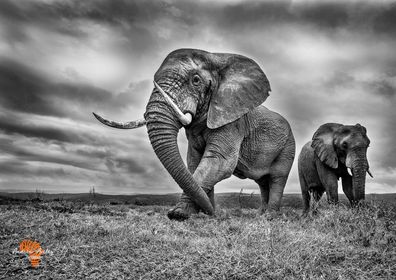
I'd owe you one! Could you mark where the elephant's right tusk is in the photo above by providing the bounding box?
[347,167,352,176]
[367,169,374,178]
[93,112,146,129]
[153,81,192,126]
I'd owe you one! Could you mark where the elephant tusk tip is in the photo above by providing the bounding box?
[181,113,192,126]
[367,169,374,178]
[92,112,100,119]
[92,112,104,122]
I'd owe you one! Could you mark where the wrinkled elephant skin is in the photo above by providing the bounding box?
[298,123,371,214]
[94,49,296,220]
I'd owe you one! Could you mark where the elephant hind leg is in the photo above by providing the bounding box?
[256,174,270,214]
[266,175,290,211]
[299,172,310,214]
[267,138,295,211]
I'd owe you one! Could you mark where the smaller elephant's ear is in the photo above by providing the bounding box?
[207,54,271,129]
[311,123,343,169]
[355,123,367,135]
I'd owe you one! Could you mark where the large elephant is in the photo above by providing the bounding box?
[298,123,372,214]
[93,49,295,220]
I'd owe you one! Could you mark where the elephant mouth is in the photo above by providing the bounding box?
[345,163,372,178]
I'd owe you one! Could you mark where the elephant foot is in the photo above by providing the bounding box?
[262,210,283,221]
[301,208,319,218]
[167,201,200,221]
[301,210,310,218]
[258,206,267,215]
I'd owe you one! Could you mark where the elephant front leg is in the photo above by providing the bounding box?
[324,176,338,205]
[168,127,243,220]
[193,126,244,209]
[192,152,239,208]
[168,152,239,220]
[341,176,354,206]
[316,162,339,204]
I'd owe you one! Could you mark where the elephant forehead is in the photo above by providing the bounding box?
[155,58,197,79]
[162,52,199,68]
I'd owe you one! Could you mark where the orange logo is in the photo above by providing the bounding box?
[19,240,44,268]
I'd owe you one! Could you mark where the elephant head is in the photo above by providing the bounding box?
[93,49,271,215]
[311,123,372,203]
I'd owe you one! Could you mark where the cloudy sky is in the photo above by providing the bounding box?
[0,0,395,195]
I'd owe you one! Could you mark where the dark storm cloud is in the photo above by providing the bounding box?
[373,3,396,35]
[208,1,351,31]
[1,0,395,194]
[295,3,349,29]
[215,1,396,34]
[0,118,81,144]
[111,157,147,174]
[209,1,293,28]
[0,111,113,146]
[0,59,58,116]
[0,58,146,119]
[0,0,175,54]
[0,160,67,178]
[0,160,28,175]
[323,71,396,99]
[0,137,98,171]
[369,79,396,98]
[1,0,396,49]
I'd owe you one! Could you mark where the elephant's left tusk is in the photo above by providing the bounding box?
[153,81,192,126]
[367,169,373,178]
[93,112,146,129]
[347,167,352,176]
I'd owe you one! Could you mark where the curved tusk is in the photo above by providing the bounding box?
[347,167,352,176]
[153,81,192,126]
[92,112,146,129]
[367,169,373,178]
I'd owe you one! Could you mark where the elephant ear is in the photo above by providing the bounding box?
[207,54,271,129]
[355,123,367,135]
[311,123,343,169]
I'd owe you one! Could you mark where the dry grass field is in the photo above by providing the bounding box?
[0,194,395,279]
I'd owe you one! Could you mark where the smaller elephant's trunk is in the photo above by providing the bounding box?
[352,159,368,204]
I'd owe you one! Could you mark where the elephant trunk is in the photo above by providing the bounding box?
[351,155,368,204]
[144,91,214,215]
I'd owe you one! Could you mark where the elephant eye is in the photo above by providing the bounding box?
[192,75,201,86]
[342,142,348,149]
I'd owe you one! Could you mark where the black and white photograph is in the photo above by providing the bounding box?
[0,0,395,279]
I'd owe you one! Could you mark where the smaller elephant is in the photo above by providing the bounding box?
[298,123,372,213]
